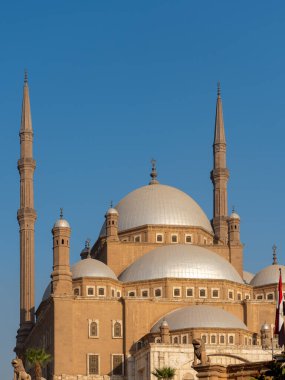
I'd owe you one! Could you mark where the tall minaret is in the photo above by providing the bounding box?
[210,83,229,243]
[16,72,37,353]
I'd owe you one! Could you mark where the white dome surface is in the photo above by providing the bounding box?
[100,184,213,236]
[71,258,117,280]
[250,265,285,287]
[53,218,70,228]
[119,244,243,283]
[150,305,248,332]
[243,271,254,284]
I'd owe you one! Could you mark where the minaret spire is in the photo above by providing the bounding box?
[210,83,229,243]
[16,72,37,355]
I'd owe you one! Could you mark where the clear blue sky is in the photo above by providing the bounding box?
[1,1,285,377]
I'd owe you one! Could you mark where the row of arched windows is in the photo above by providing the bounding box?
[88,320,122,338]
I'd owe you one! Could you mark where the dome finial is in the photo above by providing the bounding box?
[149,159,159,185]
[272,244,278,265]
[24,69,28,86]
[60,208,63,219]
[217,81,221,98]
[86,238,91,258]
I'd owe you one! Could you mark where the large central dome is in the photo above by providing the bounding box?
[100,184,213,236]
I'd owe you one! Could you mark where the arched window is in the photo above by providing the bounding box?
[74,287,80,296]
[89,321,98,337]
[173,336,179,344]
[182,335,187,344]
[114,321,122,338]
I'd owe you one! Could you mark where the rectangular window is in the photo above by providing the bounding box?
[97,287,105,296]
[88,354,99,375]
[117,290,121,298]
[173,287,181,297]
[141,289,149,297]
[111,288,115,297]
[154,288,162,297]
[171,234,178,243]
[87,286,95,296]
[237,292,242,300]
[156,233,164,243]
[186,287,194,297]
[201,334,207,344]
[128,290,136,297]
[210,335,216,344]
[112,355,124,375]
[266,293,274,300]
[185,234,192,244]
[228,290,234,300]
[219,335,225,344]
[211,289,219,298]
[199,288,207,298]
[256,294,263,300]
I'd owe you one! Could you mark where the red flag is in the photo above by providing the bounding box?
[274,269,285,347]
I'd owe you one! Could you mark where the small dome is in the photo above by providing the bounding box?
[243,271,254,284]
[151,306,248,332]
[119,244,243,283]
[106,207,118,216]
[71,258,117,280]
[261,323,271,331]
[53,218,70,228]
[250,265,285,287]
[161,320,169,328]
[230,212,240,220]
[100,184,213,236]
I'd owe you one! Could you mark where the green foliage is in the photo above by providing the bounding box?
[25,348,52,380]
[251,360,285,380]
[152,367,176,380]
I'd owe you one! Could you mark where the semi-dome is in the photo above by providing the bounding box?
[150,305,248,332]
[119,244,243,283]
[42,259,118,301]
[250,265,285,287]
[71,258,117,280]
[100,184,213,236]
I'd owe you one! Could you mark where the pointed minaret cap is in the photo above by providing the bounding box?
[149,159,159,185]
[20,69,32,132]
[272,244,278,265]
[214,81,226,144]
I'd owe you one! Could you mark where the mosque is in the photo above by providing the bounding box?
[15,75,283,380]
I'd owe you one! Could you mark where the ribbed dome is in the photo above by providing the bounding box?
[119,244,243,283]
[150,305,248,332]
[250,265,285,287]
[72,258,117,280]
[100,184,213,236]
